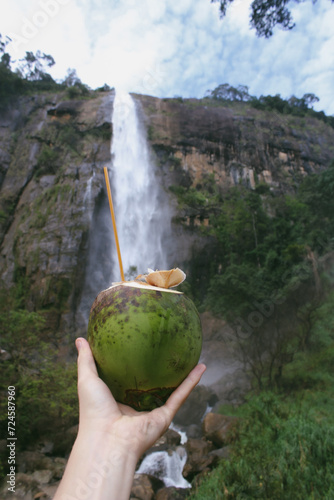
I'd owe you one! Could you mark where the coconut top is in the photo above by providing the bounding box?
[111,267,186,293]
[108,280,183,294]
[139,268,186,288]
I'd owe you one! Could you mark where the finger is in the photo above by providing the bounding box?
[75,338,120,417]
[164,363,206,418]
[76,337,99,381]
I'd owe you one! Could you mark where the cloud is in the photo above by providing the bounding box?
[1,0,333,114]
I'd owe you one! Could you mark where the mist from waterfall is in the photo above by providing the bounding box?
[108,90,172,281]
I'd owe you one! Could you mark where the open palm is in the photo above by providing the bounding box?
[75,337,206,460]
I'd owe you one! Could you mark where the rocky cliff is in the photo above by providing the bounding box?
[135,93,334,225]
[0,90,112,343]
[1,89,334,344]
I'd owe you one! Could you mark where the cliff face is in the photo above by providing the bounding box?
[0,91,113,338]
[136,93,334,195]
[1,90,334,340]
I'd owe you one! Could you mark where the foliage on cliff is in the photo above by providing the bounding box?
[176,158,334,388]
[179,159,333,299]
[0,34,90,110]
[206,83,334,129]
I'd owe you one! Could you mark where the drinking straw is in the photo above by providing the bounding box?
[103,166,125,282]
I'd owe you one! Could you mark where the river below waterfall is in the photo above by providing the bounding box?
[136,446,191,489]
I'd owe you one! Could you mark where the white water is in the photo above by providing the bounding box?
[136,447,191,489]
[169,422,188,445]
[77,90,173,327]
[108,90,172,280]
[84,171,94,204]
[83,171,95,221]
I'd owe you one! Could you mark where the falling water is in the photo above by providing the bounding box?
[83,170,95,221]
[108,90,171,280]
[136,447,191,489]
[76,90,172,328]
[83,171,94,204]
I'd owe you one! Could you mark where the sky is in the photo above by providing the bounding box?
[1,0,334,115]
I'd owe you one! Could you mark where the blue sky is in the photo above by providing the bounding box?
[1,0,334,114]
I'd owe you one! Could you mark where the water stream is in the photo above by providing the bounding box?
[136,446,191,489]
[108,89,172,280]
[77,90,172,326]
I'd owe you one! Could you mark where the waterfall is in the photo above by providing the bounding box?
[83,171,94,204]
[136,447,191,489]
[83,170,95,221]
[76,90,172,328]
[169,422,188,445]
[108,90,171,280]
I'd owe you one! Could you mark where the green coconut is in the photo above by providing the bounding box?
[87,270,202,411]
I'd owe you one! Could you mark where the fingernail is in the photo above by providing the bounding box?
[75,338,82,350]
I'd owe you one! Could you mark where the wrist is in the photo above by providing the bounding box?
[76,421,140,462]
[55,425,138,500]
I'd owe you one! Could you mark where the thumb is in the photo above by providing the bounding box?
[75,337,99,382]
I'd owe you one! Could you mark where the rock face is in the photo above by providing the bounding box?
[136,94,334,197]
[202,413,239,448]
[1,90,334,344]
[0,90,113,341]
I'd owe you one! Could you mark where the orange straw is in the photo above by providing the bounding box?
[103,166,125,282]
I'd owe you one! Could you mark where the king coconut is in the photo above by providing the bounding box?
[88,268,202,410]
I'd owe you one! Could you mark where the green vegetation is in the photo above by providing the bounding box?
[175,159,334,392]
[190,305,334,498]
[0,278,78,470]
[35,145,60,177]
[86,123,112,142]
[205,83,334,129]
[175,159,334,307]
[0,36,62,109]
[168,143,334,498]
[190,396,334,498]
[0,35,92,110]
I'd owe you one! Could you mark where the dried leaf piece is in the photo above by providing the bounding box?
[138,268,186,289]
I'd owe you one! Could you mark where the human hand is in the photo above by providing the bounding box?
[75,337,206,460]
[54,338,205,500]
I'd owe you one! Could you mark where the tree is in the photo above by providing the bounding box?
[208,83,251,101]
[211,0,334,37]
[0,34,11,67]
[62,68,82,87]
[61,68,90,98]
[18,50,55,81]
[0,34,25,107]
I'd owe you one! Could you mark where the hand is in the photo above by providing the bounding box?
[75,337,206,460]
[54,337,206,500]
